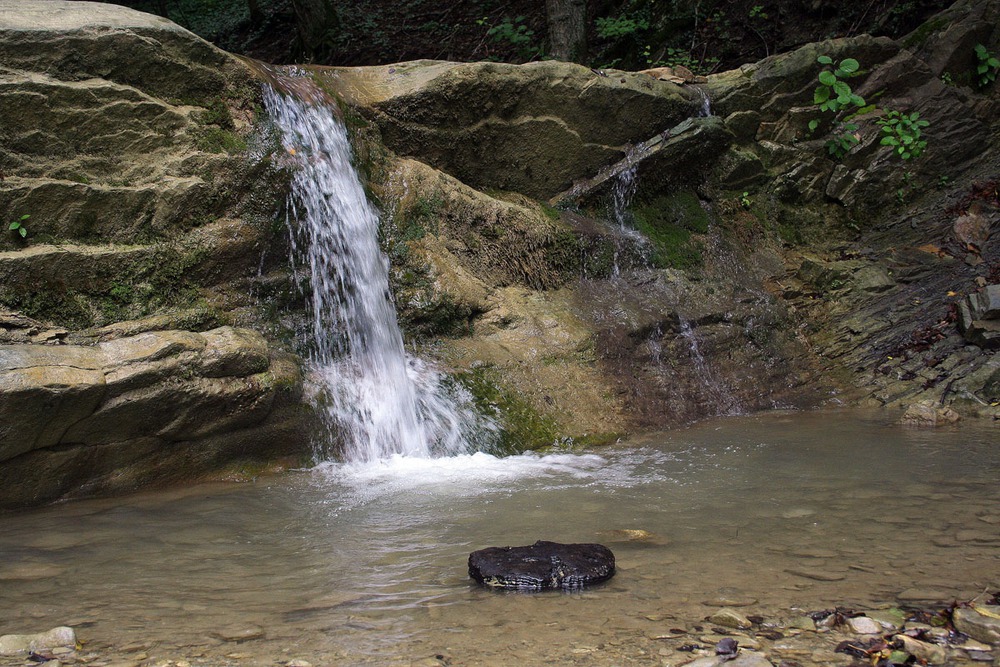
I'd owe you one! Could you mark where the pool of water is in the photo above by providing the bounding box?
[2,409,998,665]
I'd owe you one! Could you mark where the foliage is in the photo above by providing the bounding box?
[876,110,929,160]
[483,15,542,60]
[826,123,860,159]
[806,55,869,161]
[812,55,864,115]
[975,43,1000,89]
[8,214,29,238]
[595,15,648,39]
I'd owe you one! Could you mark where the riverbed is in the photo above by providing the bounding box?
[2,409,998,666]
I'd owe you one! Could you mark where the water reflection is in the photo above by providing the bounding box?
[1,410,998,665]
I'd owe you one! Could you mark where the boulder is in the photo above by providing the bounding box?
[320,60,703,200]
[468,540,615,590]
[953,606,1000,644]
[0,626,75,655]
[0,327,305,509]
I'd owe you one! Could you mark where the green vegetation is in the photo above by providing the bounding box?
[825,123,860,159]
[8,214,29,239]
[876,110,929,160]
[807,55,868,160]
[631,192,708,271]
[456,365,561,454]
[480,15,541,60]
[975,43,1000,89]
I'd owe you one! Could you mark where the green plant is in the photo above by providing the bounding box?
[876,110,929,160]
[749,5,768,19]
[938,174,951,188]
[739,192,752,208]
[811,55,864,117]
[486,15,541,59]
[594,15,648,39]
[8,214,29,238]
[940,71,953,85]
[825,123,860,158]
[975,43,1000,89]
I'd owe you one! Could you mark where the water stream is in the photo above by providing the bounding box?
[1,411,997,665]
[263,80,493,461]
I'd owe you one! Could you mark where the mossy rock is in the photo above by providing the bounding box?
[630,191,709,270]
[456,365,562,454]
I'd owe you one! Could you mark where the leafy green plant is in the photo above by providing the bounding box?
[488,16,534,48]
[975,43,1000,89]
[740,191,752,208]
[811,55,864,116]
[807,55,868,159]
[876,110,929,160]
[595,15,648,39]
[825,123,860,158]
[8,214,29,238]
[749,5,768,19]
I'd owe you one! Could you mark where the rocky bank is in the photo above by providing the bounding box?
[2,0,999,507]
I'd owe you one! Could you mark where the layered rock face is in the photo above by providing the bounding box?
[0,327,302,508]
[0,1,308,508]
[3,0,999,507]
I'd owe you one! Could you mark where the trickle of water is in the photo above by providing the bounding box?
[263,80,495,462]
[694,87,712,117]
[679,319,742,416]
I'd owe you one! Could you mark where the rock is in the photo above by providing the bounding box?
[974,285,1000,320]
[321,60,703,200]
[845,616,882,635]
[0,330,305,509]
[895,635,947,664]
[953,204,992,253]
[0,626,75,655]
[709,608,753,630]
[214,624,265,642]
[866,608,907,630]
[953,606,1000,644]
[900,401,961,426]
[468,540,615,590]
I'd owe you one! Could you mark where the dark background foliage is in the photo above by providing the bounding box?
[105,0,951,70]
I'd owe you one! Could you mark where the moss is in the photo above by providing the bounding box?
[194,126,247,154]
[631,209,702,271]
[456,366,562,454]
[903,16,949,49]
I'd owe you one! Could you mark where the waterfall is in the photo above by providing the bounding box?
[263,79,494,462]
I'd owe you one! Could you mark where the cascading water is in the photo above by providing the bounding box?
[263,78,494,462]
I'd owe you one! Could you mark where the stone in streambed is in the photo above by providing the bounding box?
[0,626,75,655]
[953,606,1000,644]
[468,540,615,590]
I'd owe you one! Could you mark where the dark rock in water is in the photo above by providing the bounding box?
[468,540,615,590]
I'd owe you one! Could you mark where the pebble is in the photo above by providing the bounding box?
[845,616,881,635]
[709,608,752,630]
[286,660,314,667]
[784,568,846,582]
[214,625,264,642]
[895,634,947,664]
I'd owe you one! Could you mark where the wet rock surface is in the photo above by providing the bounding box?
[0,327,303,509]
[468,540,616,590]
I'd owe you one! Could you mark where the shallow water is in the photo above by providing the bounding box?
[2,410,999,666]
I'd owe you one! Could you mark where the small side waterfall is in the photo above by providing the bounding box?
[263,79,493,462]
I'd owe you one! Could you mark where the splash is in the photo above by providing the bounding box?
[264,79,495,462]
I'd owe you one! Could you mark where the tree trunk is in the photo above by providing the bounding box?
[546,0,588,63]
[247,0,264,27]
[291,0,336,56]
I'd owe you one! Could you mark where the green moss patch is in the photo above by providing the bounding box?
[456,366,561,455]
[631,191,708,271]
